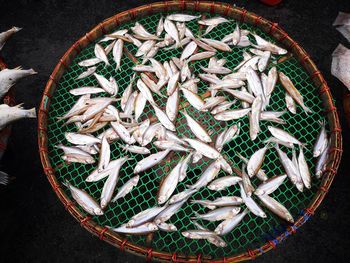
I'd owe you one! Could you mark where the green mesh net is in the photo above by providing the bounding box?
[46,11,324,258]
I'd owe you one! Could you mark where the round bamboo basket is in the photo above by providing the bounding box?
[38,1,342,262]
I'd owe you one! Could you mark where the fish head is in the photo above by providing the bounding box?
[157,195,167,205]
[181,231,190,238]
[169,224,177,231]
[126,220,135,228]
[94,207,104,215]
[147,223,159,231]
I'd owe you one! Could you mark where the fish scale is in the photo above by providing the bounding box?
[45,10,327,259]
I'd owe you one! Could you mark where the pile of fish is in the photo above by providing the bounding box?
[0,26,37,185]
[57,14,329,246]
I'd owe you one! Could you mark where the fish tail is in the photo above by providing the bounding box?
[28,68,38,75]
[13,26,22,32]
[14,65,23,70]
[0,171,10,185]
[62,180,70,188]
[26,108,37,118]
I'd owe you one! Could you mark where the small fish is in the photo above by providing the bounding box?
[241,164,254,196]
[132,64,155,72]
[180,41,197,61]
[214,108,251,121]
[176,22,186,40]
[156,17,164,37]
[249,96,263,141]
[180,87,205,111]
[208,176,242,191]
[285,92,297,114]
[111,121,134,144]
[151,103,176,131]
[94,43,109,66]
[113,39,123,71]
[155,199,187,223]
[279,72,312,113]
[182,109,211,143]
[126,206,167,228]
[263,137,294,149]
[157,222,177,232]
[97,135,110,172]
[183,138,221,159]
[191,37,217,52]
[142,123,162,146]
[188,161,221,189]
[187,51,216,62]
[268,126,304,146]
[257,194,294,223]
[200,38,231,52]
[109,222,158,235]
[192,206,241,222]
[246,67,265,100]
[179,152,193,182]
[198,17,229,26]
[180,61,191,82]
[61,153,95,164]
[64,180,103,215]
[86,156,129,182]
[112,175,139,202]
[58,94,90,120]
[69,87,105,96]
[120,75,135,111]
[0,104,36,130]
[169,188,197,204]
[154,140,189,152]
[214,209,248,236]
[240,183,266,218]
[120,144,150,155]
[166,87,180,122]
[167,14,201,22]
[260,111,287,124]
[222,89,254,104]
[134,92,147,121]
[253,34,287,55]
[182,229,218,240]
[164,19,180,47]
[316,144,329,179]
[134,149,170,174]
[255,174,287,196]
[211,101,236,115]
[313,120,328,157]
[76,67,96,80]
[167,71,180,96]
[247,144,270,177]
[135,40,155,57]
[78,58,102,67]
[100,162,122,209]
[99,29,128,42]
[158,160,183,204]
[131,22,160,40]
[0,67,37,98]
[298,146,311,189]
[65,132,100,145]
[94,73,115,95]
[191,196,243,210]
[0,26,21,51]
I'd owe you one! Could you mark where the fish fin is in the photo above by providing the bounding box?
[0,171,10,185]
[13,65,22,70]
[26,108,37,118]
[28,68,38,75]
[14,103,24,108]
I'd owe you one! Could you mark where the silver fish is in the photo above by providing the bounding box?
[126,206,167,227]
[132,64,155,72]
[120,144,150,155]
[187,51,216,62]
[58,94,90,120]
[156,17,164,37]
[164,19,180,46]
[76,67,96,80]
[0,104,36,129]
[134,92,147,121]
[264,137,294,149]
[211,101,236,115]
[176,22,186,40]
[0,26,21,51]
[180,41,197,61]
[180,60,191,82]
[111,121,134,144]
[157,222,177,232]
[167,14,201,22]
[285,92,297,114]
[316,144,329,179]
[142,123,162,146]
[208,176,242,191]
[151,103,176,131]
[112,175,139,202]
[155,199,187,223]
[183,138,221,159]
[247,144,270,177]
[164,130,187,146]
[250,96,263,141]
[214,209,248,236]
[240,183,266,218]
[169,188,197,204]
[78,58,102,67]
[167,71,180,96]
[154,140,189,152]
[94,73,115,95]
[100,161,123,209]
[113,39,123,71]
[253,34,287,55]
[242,164,254,196]
[191,37,217,52]
[257,194,294,223]
[246,67,265,99]
[268,126,304,146]
[192,206,241,222]
[109,222,158,234]
[222,88,254,104]
[180,87,205,111]
[61,153,95,164]
[188,160,221,189]
[198,17,229,26]
[97,135,110,172]
[279,72,312,113]
[94,43,109,66]
[158,160,183,204]
[134,149,170,174]
[131,22,160,40]
[69,87,105,96]
[255,174,287,196]
[65,132,100,145]
[120,75,135,111]
[166,87,179,122]
[260,111,286,124]
[179,152,193,182]
[191,196,243,210]
[200,38,231,52]
[136,40,155,57]
[64,180,103,215]
[298,146,311,189]
[214,108,251,121]
[313,120,328,157]
[182,109,211,143]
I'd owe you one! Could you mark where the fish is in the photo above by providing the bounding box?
[333,11,350,26]
[192,206,241,222]
[111,121,134,144]
[264,137,294,149]
[180,41,197,61]
[154,140,189,152]
[214,209,249,236]
[279,72,312,113]
[200,38,231,52]
[215,127,228,152]
[0,104,36,130]
[135,40,155,57]
[120,75,135,111]
[241,164,254,196]
[151,103,176,131]
[0,26,21,51]
[257,194,294,223]
[255,174,287,196]
[246,67,265,100]
[260,111,287,124]
[100,161,122,209]
[191,196,243,210]
[65,132,100,145]
[97,135,110,172]
[167,14,201,22]
[183,138,221,159]
[268,126,304,146]
[240,183,267,218]
[169,188,197,204]
[222,89,254,104]
[236,57,260,73]
[187,51,216,62]
[63,180,103,215]
[113,39,123,71]
[313,120,328,157]
[69,87,105,96]
[316,144,329,179]
[126,206,167,227]
[211,101,236,115]
[156,17,164,37]
[112,175,139,202]
[232,24,241,45]
[180,60,191,82]
[167,71,180,96]
[298,146,311,189]
[78,58,102,67]
[182,229,218,240]
[179,152,193,182]
[141,123,162,146]
[58,94,90,120]
[247,144,270,177]
[119,144,150,155]
[76,67,97,80]
[207,176,242,191]
[198,17,230,26]
[157,222,177,232]
[275,144,303,191]
[158,160,183,204]
[86,156,130,182]
[0,67,37,98]
[176,22,186,40]
[131,22,160,40]
[236,151,268,181]
[134,149,170,174]
[94,43,109,66]
[155,199,187,223]
[253,34,287,55]
[249,96,263,141]
[109,222,158,234]
[164,19,180,47]
[61,153,95,164]
[94,73,115,95]
[180,87,205,111]
[134,92,147,121]
[182,109,211,143]
[188,161,221,189]
[214,108,251,121]
[166,87,179,122]
[0,171,9,185]
[200,66,231,75]
[285,92,297,114]
[123,90,138,116]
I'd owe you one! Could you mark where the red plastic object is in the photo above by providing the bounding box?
[260,0,282,6]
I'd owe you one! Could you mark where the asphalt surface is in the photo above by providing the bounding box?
[0,0,349,262]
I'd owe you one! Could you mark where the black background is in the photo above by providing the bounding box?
[0,0,349,262]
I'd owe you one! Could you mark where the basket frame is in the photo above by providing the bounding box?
[37,1,343,262]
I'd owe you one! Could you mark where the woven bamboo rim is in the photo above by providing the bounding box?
[38,1,343,262]
[0,56,15,159]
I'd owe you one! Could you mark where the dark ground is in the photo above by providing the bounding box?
[0,0,349,262]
